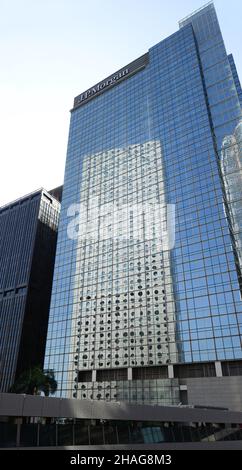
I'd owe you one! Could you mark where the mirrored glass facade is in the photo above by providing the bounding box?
[44,2,242,406]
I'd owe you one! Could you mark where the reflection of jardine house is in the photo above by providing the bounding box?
[68,140,179,405]
[221,121,242,284]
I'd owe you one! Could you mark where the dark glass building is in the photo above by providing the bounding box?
[44,2,242,409]
[0,189,60,392]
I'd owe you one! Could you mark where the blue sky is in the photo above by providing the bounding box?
[0,0,241,206]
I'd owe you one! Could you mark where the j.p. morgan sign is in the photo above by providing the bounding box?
[73,53,149,109]
[76,68,129,105]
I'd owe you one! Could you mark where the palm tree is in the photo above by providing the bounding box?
[9,366,57,396]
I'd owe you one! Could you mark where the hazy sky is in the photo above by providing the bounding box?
[0,0,241,206]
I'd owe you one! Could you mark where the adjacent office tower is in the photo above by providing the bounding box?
[0,189,60,392]
[44,2,242,409]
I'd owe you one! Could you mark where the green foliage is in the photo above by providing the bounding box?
[9,366,57,396]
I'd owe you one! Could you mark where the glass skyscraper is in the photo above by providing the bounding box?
[0,189,60,392]
[44,2,242,409]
